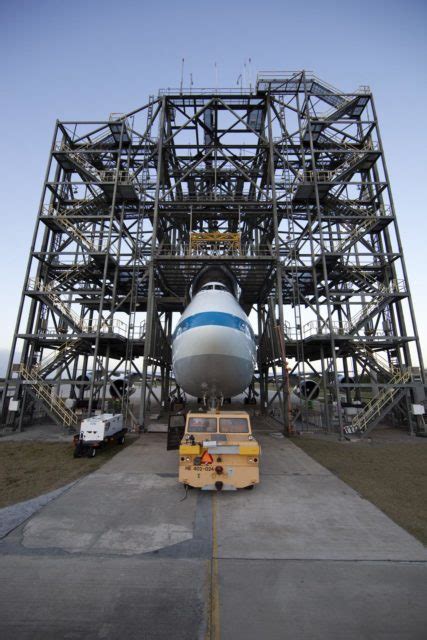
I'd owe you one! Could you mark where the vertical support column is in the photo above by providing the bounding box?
[266,95,290,432]
[100,344,110,411]
[140,97,166,427]
[370,95,425,385]
[257,304,267,413]
[302,72,344,438]
[162,312,172,411]
[88,120,126,415]
[1,122,60,424]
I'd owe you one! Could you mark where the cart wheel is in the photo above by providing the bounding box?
[245,484,254,490]
[88,447,96,458]
[73,449,81,459]
[118,435,125,445]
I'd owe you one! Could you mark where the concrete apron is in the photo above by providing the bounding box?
[0,432,426,640]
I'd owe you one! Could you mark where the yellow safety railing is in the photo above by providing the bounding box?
[19,364,78,427]
[345,367,411,435]
[189,231,241,256]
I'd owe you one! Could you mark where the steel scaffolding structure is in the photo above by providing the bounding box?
[1,71,425,437]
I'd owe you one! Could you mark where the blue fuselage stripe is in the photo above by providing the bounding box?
[173,311,255,341]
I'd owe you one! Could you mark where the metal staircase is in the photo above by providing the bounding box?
[28,277,91,332]
[344,366,411,436]
[22,272,131,427]
[55,217,107,253]
[19,364,78,428]
[18,337,89,428]
[27,277,125,335]
[61,143,104,182]
[49,261,94,293]
[351,344,395,379]
[33,337,86,378]
[43,193,107,219]
[58,142,140,199]
[347,272,404,334]
[332,217,378,254]
[297,144,377,191]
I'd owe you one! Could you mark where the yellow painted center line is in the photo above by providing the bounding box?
[206,492,221,640]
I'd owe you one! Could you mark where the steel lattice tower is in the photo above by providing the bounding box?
[1,71,425,437]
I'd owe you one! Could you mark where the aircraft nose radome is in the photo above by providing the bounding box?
[173,353,254,399]
[171,283,256,398]
[198,326,235,352]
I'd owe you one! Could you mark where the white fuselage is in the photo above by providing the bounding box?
[172,283,256,399]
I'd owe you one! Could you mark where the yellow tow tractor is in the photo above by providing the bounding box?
[167,411,260,490]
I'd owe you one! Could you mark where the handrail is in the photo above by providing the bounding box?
[345,367,411,434]
[42,194,106,218]
[156,243,274,257]
[55,143,141,195]
[348,279,406,331]
[32,336,80,374]
[158,87,256,96]
[27,277,130,337]
[19,364,78,427]
[284,285,406,339]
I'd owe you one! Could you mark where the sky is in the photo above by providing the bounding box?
[0,0,426,364]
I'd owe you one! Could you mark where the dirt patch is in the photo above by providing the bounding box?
[293,436,427,545]
[0,437,136,509]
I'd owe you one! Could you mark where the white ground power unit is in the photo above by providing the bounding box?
[80,413,123,441]
[73,413,126,458]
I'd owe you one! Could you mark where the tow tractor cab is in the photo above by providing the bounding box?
[168,411,260,490]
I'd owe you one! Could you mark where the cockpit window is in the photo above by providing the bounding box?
[219,418,249,433]
[188,417,217,432]
[200,284,228,291]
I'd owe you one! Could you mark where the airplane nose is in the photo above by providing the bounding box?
[171,295,256,399]
[173,352,253,398]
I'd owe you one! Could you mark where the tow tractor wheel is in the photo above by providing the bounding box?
[73,449,81,459]
[88,447,96,458]
[118,435,125,445]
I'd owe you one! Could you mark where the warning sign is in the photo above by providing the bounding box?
[200,450,213,464]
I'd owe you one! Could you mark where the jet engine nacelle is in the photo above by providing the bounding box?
[294,379,320,400]
[109,378,136,398]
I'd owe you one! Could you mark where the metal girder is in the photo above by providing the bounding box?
[1,72,424,437]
